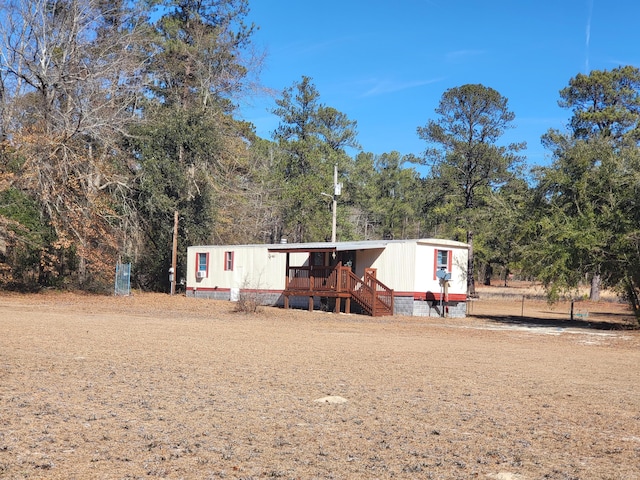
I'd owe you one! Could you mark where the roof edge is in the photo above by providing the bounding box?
[188,238,469,251]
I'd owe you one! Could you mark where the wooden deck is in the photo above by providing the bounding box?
[283,265,394,317]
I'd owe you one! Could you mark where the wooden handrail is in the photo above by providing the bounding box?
[343,268,393,316]
[286,265,337,292]
[284,264,394,316]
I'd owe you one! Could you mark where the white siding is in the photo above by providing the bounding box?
[414,241,468,295]
[187,239,468,296]
[366,241,418,292]
[450,247,468,294]
[187,245,308,290]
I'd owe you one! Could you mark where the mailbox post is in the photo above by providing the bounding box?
[436,269,452,317]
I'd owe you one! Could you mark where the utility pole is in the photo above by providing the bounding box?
[322,164,341,243]
[331,163,338,243]
[170,210,178,295]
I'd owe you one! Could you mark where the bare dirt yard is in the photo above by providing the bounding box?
[1,286,639,479]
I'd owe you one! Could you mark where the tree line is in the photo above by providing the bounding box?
[0,0,638,321]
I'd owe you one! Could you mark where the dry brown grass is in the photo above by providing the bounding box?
[476,280,621,302]
[1,290,639,479]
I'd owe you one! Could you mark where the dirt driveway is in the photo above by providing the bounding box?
[1,291,639,479]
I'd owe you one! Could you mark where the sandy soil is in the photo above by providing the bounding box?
[0,288,639,479]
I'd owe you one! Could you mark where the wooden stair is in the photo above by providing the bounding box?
[343,269,394,317]
[282,264,394,317]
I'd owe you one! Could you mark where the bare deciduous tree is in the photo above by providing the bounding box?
[0,0,149,287]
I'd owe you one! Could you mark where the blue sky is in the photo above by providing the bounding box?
[240,1,640,170]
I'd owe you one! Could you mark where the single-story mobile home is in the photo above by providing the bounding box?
[186,238,469,317]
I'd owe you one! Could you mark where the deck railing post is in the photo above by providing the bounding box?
[285,253,290,290]
[309,265,314,292]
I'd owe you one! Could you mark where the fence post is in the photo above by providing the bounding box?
[570,299,574,321]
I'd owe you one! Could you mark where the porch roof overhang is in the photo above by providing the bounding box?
[267,240,390,254]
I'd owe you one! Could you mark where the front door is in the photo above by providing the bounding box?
[339,250,356,271]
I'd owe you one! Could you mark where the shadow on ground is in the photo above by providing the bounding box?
[471,313,638,331]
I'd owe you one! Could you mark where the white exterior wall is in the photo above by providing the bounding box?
[414,240,468,296]
[354,239,467,295]
[187,240,468,295]
[187,245,306,291]
[358,241,418,292]
[450,246,468,294]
